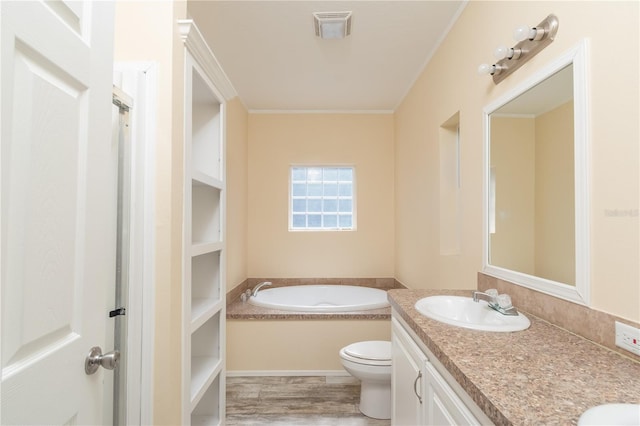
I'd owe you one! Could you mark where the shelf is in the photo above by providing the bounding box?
[190,356,222,405]
[191,299,224,333]
[191,70,222,180]
[191,373,223,425]
[193,171,223,189]
[190,311,222,407]
[191,241,223,257]
[192,184,221,245]
[191,250,221,323]
[183,31,227,425]
[191,415,221,426]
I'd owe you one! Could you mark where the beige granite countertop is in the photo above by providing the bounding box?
[388,289,640,426]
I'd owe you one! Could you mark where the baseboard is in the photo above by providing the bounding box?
[226,369,349,377]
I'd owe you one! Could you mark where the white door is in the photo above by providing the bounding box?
[1,1,116,424]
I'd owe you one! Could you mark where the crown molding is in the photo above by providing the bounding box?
[177,19,237,101]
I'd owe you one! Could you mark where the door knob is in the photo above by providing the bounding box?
[85,346,120,375]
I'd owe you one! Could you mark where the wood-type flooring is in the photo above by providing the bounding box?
[226,376,391,426]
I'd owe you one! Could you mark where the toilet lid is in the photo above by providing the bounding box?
[343,341,391,361]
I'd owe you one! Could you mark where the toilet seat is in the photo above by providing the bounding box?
[341,341,391,366]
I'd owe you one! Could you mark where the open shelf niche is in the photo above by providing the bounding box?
[179,18,236,426]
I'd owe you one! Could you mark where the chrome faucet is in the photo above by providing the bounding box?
[472,290,496,304]
[472,289,519,316]
[251,281,272,297]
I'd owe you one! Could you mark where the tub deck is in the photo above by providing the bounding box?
[226,280,397,371]
[227,298,391,320]
[227,279,402,320]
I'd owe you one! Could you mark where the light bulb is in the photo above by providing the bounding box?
[477,63,494,75]
[494,45,511,60]
[513,25,536,41]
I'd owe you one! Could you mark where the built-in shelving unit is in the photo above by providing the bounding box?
[179,19,236,426]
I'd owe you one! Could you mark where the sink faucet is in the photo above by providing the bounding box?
[472,290,496,304]
[251,281,272,297]
[472,289,520,316]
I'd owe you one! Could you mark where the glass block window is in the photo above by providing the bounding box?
[290,166,355,231]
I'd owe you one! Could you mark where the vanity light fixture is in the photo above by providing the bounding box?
[478,14,559,84]
[313,11,352,40]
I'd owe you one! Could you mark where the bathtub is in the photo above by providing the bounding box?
[248,285,390,312]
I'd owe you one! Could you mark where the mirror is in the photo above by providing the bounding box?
[483,40,590,305]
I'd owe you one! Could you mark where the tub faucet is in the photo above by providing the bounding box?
[251,281,272,297]
[472,289,519,316]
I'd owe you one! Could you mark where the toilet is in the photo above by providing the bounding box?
[339,340,392,420]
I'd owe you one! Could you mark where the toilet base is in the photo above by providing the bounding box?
[358,380,391,420]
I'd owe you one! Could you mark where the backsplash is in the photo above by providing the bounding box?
[478,272,640,361]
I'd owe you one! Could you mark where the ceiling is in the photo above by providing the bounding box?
[187,1,466,112]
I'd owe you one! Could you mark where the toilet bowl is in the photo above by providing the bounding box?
[339,340,392,420]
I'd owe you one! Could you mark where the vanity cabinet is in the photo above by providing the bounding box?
[391,315,493,426]
[392,317,427,424]
[423,361,480,425]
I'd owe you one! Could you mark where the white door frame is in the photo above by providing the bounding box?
[113,62,157,426]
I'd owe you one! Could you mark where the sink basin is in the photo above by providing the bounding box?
[414,295,530,332]
[578,404,640,425]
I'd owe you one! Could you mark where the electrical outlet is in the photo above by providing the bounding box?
[615,321,640,356]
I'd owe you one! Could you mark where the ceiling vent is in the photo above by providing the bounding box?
[313,11,352,40]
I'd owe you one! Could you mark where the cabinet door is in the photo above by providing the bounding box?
[391,319,428,425]
[425,363,480,426]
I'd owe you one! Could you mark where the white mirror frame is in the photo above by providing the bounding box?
[482,39,591,305]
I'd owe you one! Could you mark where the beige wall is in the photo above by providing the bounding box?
[227,113,394,372]
[394,1,639,321]
[226,98,249,289]
[247,114,395,278]
[114,1,186,423]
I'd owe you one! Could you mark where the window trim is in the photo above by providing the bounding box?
[288,164,357,232]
